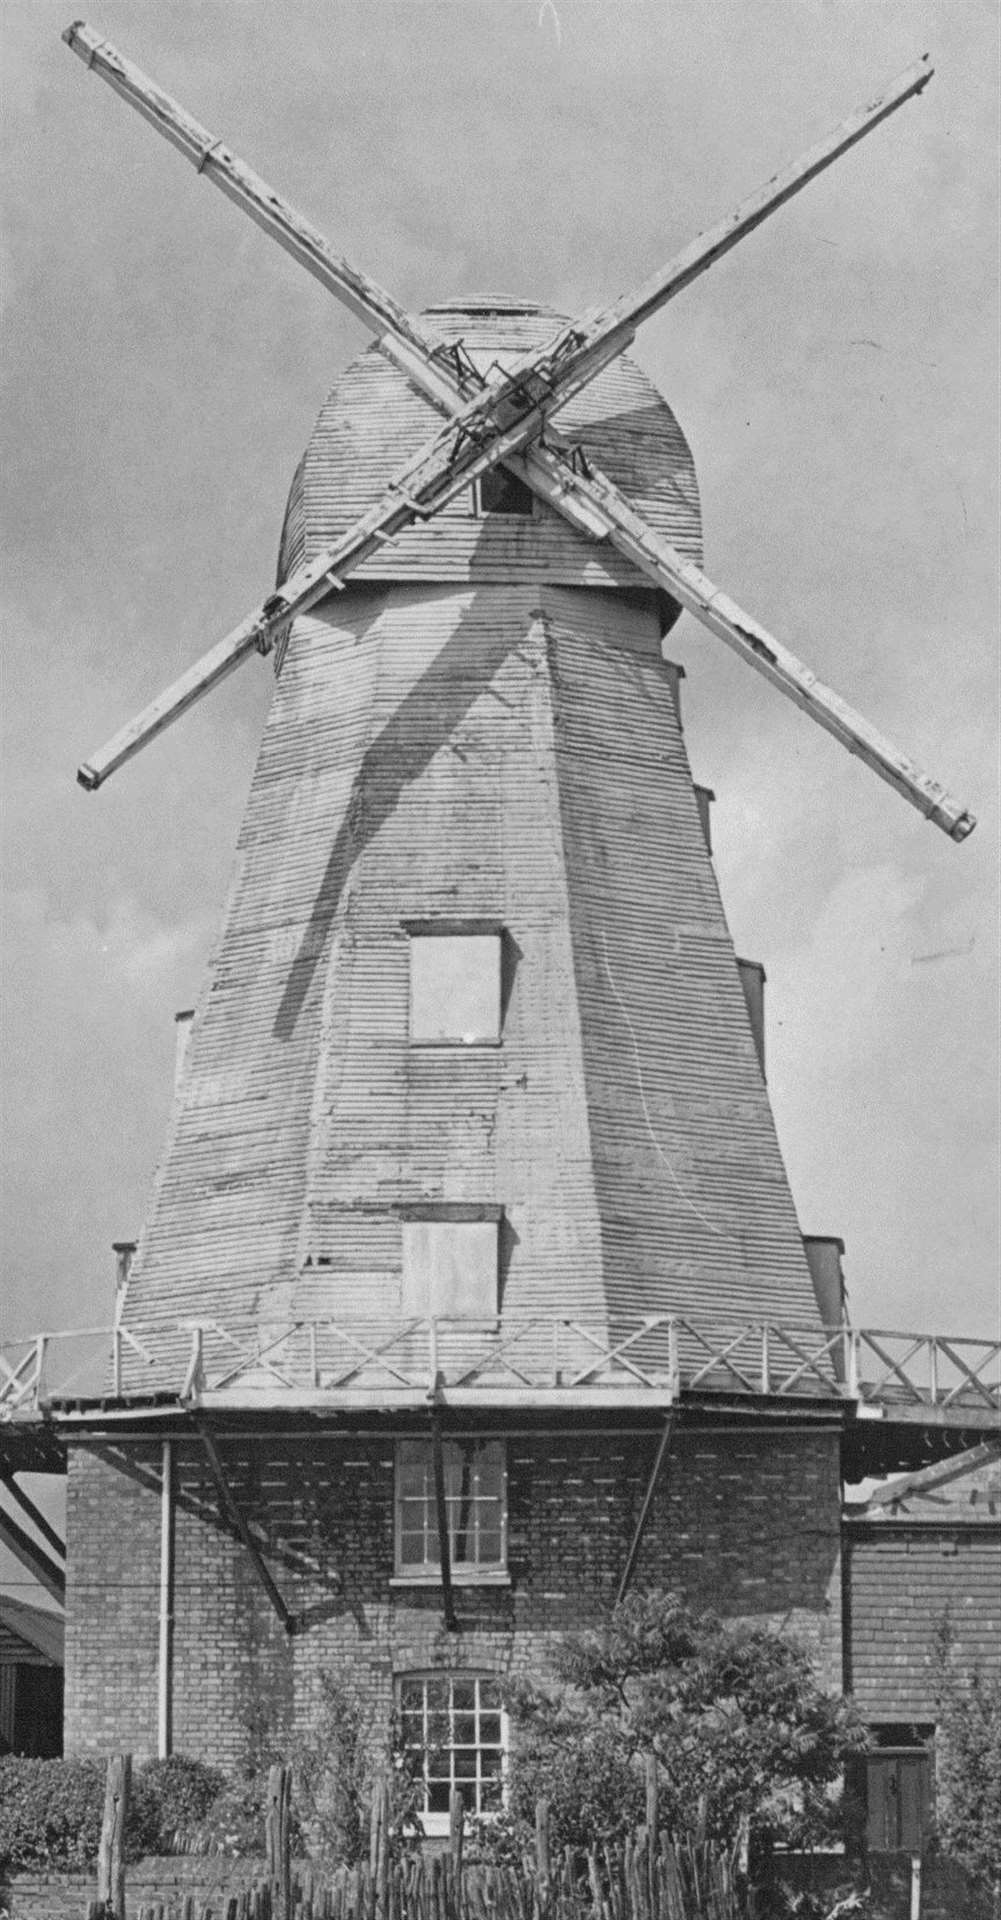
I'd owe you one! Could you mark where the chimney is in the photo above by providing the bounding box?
[803,1234,848,1382]
[694,785,715,856]
[736,958,766,1078]
[174,1008,195,1089]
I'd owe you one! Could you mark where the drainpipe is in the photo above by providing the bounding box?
[158,1439,173,1757]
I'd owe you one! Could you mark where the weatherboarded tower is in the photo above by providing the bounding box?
[34,26,983,1818]
[61,307,842,1798]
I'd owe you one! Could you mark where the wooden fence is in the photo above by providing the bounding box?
[85,1761,743,1920]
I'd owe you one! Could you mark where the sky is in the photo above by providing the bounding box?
[1,1,998,1595]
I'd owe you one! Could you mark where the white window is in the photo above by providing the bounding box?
[399,1673,507,1830]
[395,1438,507,1577]
[401,1216,499,1318]
[408,933,501,1045]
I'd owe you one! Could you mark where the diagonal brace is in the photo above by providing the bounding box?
[616,1412,676,1606]
[198,1419,297,1634]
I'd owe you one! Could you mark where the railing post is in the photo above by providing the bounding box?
[667,1317,679,1398]
[112,1326,122,1397]
[34,1335,48,1408]
[182,1326,203,1401]
[428,1316,439,1396]
[309,1321,318,1389]
[928,1338,939,1405]
[847,1328,861,1398]
[760,1323,770,1395]
[552,1318,560,1386]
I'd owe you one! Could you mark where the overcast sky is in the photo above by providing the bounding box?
[1,0,998,1580]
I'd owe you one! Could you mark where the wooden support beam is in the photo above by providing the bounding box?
[616,1412,676,1607]
[197,1420,296,1635]
[430,1412,458,1633]
[0,1502,66,1604]
[0,1467,66,1560]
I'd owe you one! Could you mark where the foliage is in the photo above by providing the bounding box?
[0,1754,227,1870]
[132,1756,228,1854]
[290,1669,423,1863]
[290,1671,373,1864]
[502,1591,868,1857]
[935,1617,1001,1889]
[178,1773,273,1857]
[0,1758,106,1871]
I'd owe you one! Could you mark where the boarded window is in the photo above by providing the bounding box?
[409,934,501,1045]
[401,1218,499,1317]
[396,1438,507,1575]
[399,1672,506,1830]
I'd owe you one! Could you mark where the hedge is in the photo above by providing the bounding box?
[0,1756,226,1871]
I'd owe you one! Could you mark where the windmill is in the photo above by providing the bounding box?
[16,25,991,1777]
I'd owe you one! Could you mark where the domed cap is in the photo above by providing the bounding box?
[277,302,702,604]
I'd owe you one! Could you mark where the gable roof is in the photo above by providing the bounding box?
[0,1594,64,1664]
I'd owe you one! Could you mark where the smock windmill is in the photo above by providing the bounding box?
[3,26,998,1776]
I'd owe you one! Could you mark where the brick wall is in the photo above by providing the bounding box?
[64,1420,841,1764]
[845,1524,1001,1722]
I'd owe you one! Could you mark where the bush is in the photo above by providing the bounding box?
[936,1650,1001,1889]
[502,1590,868,1859]
[132,1757,228,1854]
[0,1754,227,1870]
[0,1758,105,1871]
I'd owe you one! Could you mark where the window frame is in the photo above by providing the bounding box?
[399,1207,502,1321]
[392,1435,508,1584]
[397,1670,508,1835]
[473,467,536,519]
[404,923,504,1049]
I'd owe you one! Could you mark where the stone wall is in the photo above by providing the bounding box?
[64,1419,842,1767]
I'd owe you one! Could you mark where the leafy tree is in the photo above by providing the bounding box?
[504,1591,868,1856]
[935,1616,1001,1890]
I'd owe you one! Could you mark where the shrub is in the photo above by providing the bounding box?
[0,1758,105,1871]
[503,1590,868,1859]
[132,1757,228,1854]
[0,1754,228,1870]
[936,1646,1001,1889]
